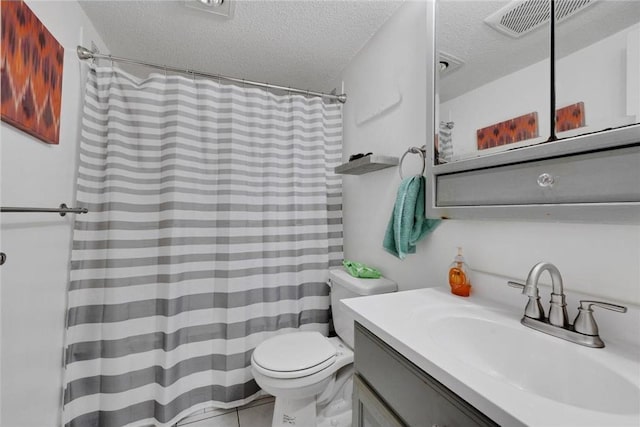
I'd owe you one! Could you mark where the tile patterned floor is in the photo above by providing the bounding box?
[177,397,275,427]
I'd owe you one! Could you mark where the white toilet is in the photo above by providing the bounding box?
[251,268,397,427]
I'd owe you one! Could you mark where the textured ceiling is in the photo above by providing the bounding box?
[78,0,639,101]
[78,0,404,93]
[439,0,640,101]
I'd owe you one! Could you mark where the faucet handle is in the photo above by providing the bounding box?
[507,281,545,320]
[573,300,628,336]
[507,281,525,290]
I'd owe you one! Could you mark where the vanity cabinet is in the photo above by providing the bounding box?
[353,322,497,427]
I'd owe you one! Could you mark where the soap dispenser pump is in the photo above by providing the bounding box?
[449,247,471,297]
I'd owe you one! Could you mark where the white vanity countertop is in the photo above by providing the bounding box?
[342,287,640,427]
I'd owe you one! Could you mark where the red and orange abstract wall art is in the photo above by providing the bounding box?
[1,0,64,145]
[556,102,585,132]
[477,112,539,150]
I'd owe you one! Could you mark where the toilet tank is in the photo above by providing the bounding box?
[329,268,397,348]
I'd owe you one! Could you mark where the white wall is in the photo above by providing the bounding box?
[0,2,108,426]
[340,2,640,306]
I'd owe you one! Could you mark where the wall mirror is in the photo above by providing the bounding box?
[436,0,552,164]
[426,0,640,222]
[435,0,639,164]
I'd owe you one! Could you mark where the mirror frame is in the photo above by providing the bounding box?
[424,0,640,223]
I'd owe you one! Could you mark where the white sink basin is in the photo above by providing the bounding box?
[427,313,640,415]
[342,288,640,426]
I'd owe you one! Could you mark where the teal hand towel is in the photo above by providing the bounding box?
[383,176,441,259]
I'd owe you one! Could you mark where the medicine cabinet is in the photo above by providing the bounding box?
[425,0,640,222]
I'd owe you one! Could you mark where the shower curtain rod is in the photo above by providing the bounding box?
[1,203,88,216]
[76,46,347,103]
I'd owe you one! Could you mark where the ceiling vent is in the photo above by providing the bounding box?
[184,0,234,18]
[439,51,464,76]
[485,0,598,38]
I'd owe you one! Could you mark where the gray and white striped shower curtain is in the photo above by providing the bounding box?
[62,66,343,427]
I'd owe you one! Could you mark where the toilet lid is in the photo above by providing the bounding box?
[252,331,336,378]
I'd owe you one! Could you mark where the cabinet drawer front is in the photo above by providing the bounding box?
[354,375,406,427]
[436,145,640,206]
[354,323,497,427]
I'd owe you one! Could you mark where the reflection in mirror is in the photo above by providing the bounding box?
[435,0,640,166]
[436,0,551,164]
[555,1,640,139]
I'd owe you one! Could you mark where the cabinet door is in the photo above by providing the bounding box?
[353,374,406,427]
[355,323,498,427]
[554,2,640,140]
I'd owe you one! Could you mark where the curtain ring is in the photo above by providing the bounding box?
[192,71,196,83]
[399,147,426,179]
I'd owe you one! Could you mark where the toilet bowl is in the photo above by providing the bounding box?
[252,332,354,426]
[250,268,397,427]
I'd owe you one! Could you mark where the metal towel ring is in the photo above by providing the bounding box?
[399,146,426,179]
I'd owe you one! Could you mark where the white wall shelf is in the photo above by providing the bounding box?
[335,155,398,175]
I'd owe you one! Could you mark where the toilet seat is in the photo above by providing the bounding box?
[252,331,337,379]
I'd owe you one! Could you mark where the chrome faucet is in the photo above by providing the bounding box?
[508,262,627,348]
[522,262,568,327]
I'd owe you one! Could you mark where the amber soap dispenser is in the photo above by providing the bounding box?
[448,247,471,297]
